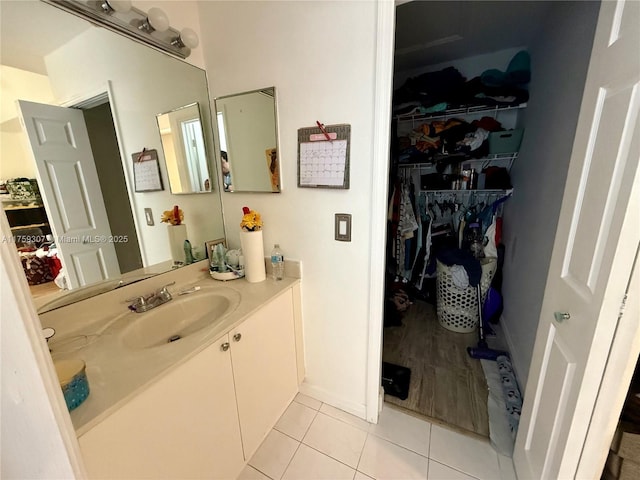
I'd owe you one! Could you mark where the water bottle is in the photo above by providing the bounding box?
[270,244,284,281]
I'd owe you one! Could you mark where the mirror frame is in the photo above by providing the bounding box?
[214,86,281,193]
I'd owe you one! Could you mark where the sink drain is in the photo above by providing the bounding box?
[167,334,182,343]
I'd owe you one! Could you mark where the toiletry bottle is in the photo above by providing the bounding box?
[270,244,284,281]
[469,168,478,190]
[184,240,194,264]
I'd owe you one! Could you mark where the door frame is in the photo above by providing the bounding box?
[61,81,148,268]
[366,2,640,476]
[365,0,396,424]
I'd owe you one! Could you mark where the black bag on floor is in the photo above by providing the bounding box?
[381,362,411,400]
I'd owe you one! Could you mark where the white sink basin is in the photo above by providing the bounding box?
[120,287,240,349]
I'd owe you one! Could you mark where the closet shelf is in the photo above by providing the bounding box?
[394,102,527,123]
[10,222,49,230]
[419,188,513,195]
[398,152,518,170]
[3,204,45,210]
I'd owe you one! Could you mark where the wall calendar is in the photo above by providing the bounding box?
[297,123,351,189]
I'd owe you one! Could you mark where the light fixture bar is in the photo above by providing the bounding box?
[42,0,192,59]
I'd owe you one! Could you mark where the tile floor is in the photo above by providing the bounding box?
[237,393,517,480]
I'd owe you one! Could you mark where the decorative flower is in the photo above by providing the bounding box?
[161,205,184,226]
[240,206,263,231]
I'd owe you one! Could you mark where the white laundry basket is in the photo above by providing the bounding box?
[436,257,497,333]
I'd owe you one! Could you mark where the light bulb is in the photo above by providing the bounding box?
[147,7,169,32]
[180,27,199,49]
[106,0,131,13]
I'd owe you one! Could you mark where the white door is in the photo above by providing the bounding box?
[17,100,120,289]
[513,1,640,478]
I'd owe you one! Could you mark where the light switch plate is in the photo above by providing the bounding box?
[144,208,154,226]
[335,213,351,242]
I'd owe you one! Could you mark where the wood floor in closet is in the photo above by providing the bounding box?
[382,298,490,438]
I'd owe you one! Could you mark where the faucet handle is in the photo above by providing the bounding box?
[156,281,175,293]
[125,294,147,304]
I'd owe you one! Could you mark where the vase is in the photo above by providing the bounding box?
[240,230,266,283]
[167,224,188,264]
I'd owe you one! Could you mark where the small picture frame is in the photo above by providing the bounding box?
[205,238,227,260]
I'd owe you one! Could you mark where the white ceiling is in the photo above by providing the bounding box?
[394,1,555,74]
[3,1,557,78]
[0,1,90,75]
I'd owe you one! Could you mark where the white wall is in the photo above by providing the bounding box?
[44,26,224,267]
[0,65,55,180]
[1,214,84,479]
[500,1,601,387]
[199,0,379,416]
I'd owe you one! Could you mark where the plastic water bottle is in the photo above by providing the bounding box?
[270,244,284,281]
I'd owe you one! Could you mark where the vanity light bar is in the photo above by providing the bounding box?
[42,0,193,59]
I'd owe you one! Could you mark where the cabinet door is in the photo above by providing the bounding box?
[230,289,298,459]
[79,334,244,479]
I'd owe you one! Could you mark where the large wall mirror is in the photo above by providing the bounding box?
[0,1,225,311]
[157,103,212,194]
[215,87,281,193]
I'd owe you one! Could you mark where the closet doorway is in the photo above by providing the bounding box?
[381,0,600,445]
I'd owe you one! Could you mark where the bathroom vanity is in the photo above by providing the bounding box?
[40,262,303,479]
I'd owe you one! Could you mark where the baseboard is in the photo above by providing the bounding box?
[298,381,367,420]
[499,314,524,393]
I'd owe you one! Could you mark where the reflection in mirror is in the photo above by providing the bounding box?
[157,103,212,194]
[0,1,225,311]
[215,87,280,193]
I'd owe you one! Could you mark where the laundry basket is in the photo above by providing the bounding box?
[436,257,497,333]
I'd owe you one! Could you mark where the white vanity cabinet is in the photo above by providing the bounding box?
[230,288,298,460]
[78,331,245,479]
[78,287,300,479]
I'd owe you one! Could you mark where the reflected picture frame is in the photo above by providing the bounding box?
[205,238,227,260]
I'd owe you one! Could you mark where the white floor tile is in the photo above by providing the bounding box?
[428,460,478,479]
[354,472,374,480]
[237,464,272,480]
[302,412,368,468]
[497,454,517,480]
[319,403,371,431]
[369,406,431,456]
[429,425,500,480]
[275,401,318,440]
[294,392,322,410]
[248,429,299,480]
[358,435,429,480]
[282,444,355,480]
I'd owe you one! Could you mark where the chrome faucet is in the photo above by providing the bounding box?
[127,282,174,313]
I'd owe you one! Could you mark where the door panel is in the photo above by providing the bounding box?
[44,161,96,232]
[564,82,639,295]
[525,326,576,477]
[70,249,109,286]
[17,100,120,288]
[514,1,639,478]
[230,289,298,460]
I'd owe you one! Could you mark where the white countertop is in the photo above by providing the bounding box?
[40,262,300,436]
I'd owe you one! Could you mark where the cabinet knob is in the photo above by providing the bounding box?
[221,342,230,351]
[554,311,571,322]
[233,333,242,342]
